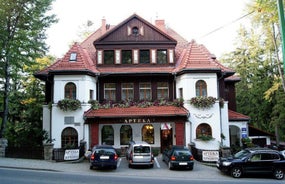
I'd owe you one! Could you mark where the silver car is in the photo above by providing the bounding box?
[126,141,154,168]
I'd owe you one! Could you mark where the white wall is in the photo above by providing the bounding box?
[51,75,97,148]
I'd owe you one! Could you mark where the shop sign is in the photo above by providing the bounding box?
[124,118,152,123]
[64,149,79,160]
[202,150,219,162]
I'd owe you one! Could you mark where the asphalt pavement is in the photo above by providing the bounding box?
[0,155,225,180]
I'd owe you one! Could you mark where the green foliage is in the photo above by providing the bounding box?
[189,96,216,109]
[57,99,81,112]
[220,0,285,142]
[197,134,213,141]
[88,99,184,109]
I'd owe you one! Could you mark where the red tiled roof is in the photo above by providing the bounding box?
[228,110,250,121]
[173,40,234,74]
[84,106,189,118]
[36,43,99,76]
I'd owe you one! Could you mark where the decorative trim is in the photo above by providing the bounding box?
[193,113,213,119]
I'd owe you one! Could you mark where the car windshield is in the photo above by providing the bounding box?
[134,146,150,153]
[234,150,250,159]
[95,148,115,155]
[174,150,190,156]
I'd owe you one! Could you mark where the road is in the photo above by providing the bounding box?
[0,156,284,184]
[0,167,283,184]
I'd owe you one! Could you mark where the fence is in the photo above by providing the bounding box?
[5,146,44,159]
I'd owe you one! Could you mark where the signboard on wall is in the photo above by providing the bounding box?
[64,149,79,160]
[202,151,219,162]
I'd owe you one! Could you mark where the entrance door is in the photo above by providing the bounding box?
[160,129,172,153]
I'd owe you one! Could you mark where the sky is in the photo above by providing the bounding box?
[46,0,251,59]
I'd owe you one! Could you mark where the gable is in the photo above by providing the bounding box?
[94,14,177,47]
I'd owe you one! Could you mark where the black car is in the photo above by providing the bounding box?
[89,145,118,170]
[216,148,285,180]
[162,145,194,170]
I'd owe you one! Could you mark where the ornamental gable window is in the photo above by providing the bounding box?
[196,80,207,97]
[157,49,167,64]
[121,83,134,101]
[104,50,114,64]
[104,83,116,101]
[139,83,151,100]
[157,82,169,99]
[139,50,150,64]
[61,127,78,148]
[64,82,76,99]
[122,50,132,64]
[101,125,114,145]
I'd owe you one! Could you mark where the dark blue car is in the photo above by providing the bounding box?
[89,145,118,170]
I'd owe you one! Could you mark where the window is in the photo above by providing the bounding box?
[139,83,152,100]
[104,83,116,101]
[65,82,76,99]
[69,52,77,61]
[104,50,114,64]
[120,125,132,145]
[157,82,169,99]
[157,49,167,64]
[196,80,207,97]
[139,50,150,64]
[122,83,134,101]
[61,127,78,148]
[122,50,132,64]
[196,123,212,139]
[89,90,94,100]
[101,125,114,145]
[132,27,139,36]
[142,124,154,144]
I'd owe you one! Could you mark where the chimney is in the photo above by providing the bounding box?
[101,17,106,34]
[155,19,166,32]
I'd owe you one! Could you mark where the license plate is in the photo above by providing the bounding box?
[135,156,143,158]
[100,156,109,159]
[179,162,187,165]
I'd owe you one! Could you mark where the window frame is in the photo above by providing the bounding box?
[120,125,132,145]
[142,124,154,144]
[196,80,207,97]
[104,83,116,101]
[156,49,168,64]
[104,50,115,64]
[121,50,132,64]
[101,125,114,145]
[64,82,76,99]
[61,127,78,148]
[196,123,212,139]
[121,83,134,101]
[139,82,152,100]
[139,50,150,64]
[157,82,169,99]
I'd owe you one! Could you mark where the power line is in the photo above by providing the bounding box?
[200,11,254,38]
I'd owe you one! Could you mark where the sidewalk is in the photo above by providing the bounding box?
[0,157,89,173]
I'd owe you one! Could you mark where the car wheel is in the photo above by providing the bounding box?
[188,166,193,171]
[128,164,132,168]
[150,164,154,168]
[168,162,173,170]
[231,167,242,178]
[273,168,284,180]
[113,165,117,170]
[89,165,93,170]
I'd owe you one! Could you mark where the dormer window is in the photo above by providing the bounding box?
[69,52,77,62]
[132,27,139,36]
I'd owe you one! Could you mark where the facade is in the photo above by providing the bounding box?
[35,14,250,158]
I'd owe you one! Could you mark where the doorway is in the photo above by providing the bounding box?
[160,128,173,153]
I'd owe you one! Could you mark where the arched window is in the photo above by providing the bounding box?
[142,124,154,144]
[196,123,212,139]
[195,80,207,97]
[61,127,78,148]
[102,125,114,145]
[65,82,76,99]
[120,125,132,145]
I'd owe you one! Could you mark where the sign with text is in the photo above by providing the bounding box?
[202,151,219,162]
[64,149,79,160]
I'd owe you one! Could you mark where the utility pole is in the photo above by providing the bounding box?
[277,0,285,75]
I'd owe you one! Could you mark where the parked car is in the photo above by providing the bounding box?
[216,148,285,180]
[89,145,118,170]
[126,141,154,168]
[162,145,194,170]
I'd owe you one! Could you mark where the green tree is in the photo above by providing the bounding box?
[0,0,57,138]
[221,0,285,143]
